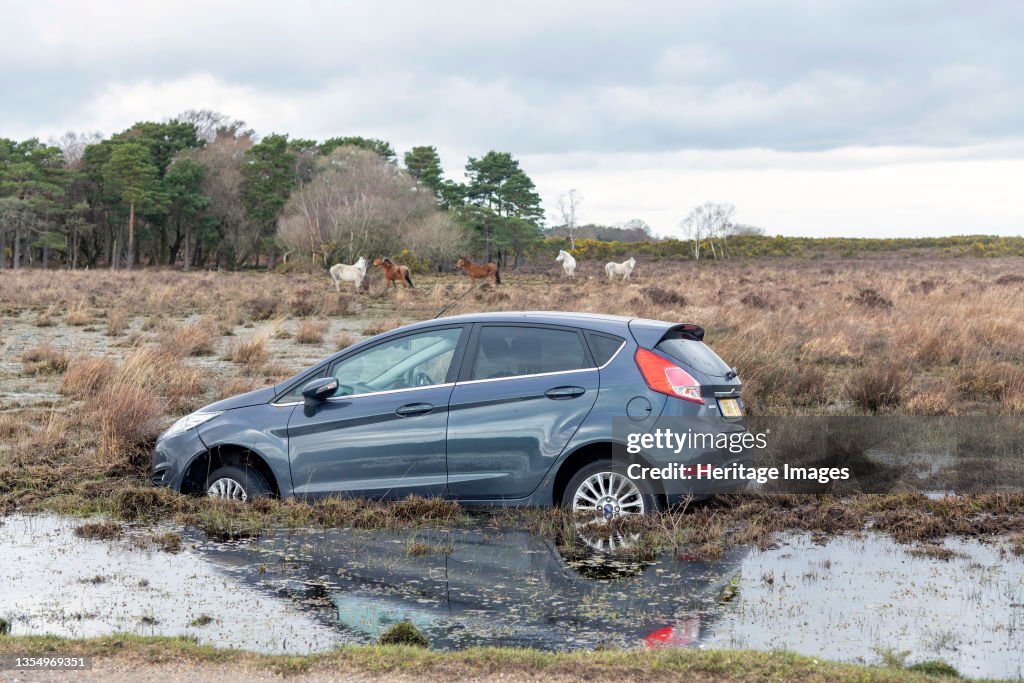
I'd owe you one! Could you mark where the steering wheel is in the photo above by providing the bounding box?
[413,371,433,387]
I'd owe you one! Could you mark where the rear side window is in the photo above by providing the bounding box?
[471,326,587,380]
[586,332,625,366]
[656,337,732,377]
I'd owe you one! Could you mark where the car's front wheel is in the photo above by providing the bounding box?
[205,465,272,502]
[562,460,662,518]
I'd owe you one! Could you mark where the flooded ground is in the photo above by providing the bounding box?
[2,514,1022,679]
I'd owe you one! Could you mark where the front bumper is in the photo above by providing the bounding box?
[151,428,208,491]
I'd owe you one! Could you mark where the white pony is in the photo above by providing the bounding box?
[605,257,636,281]
[329,256,367,292]
[555,249,577,277]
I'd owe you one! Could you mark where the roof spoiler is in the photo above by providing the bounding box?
[628,319,705,349]
[668,323,705,342]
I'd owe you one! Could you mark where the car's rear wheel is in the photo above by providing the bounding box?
[562,460,662,518]
[205,465,271,502]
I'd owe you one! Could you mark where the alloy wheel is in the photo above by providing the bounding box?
[571,471,645,519]
[207,477,248,501]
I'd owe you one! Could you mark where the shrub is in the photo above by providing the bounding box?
[61,357,116,398]
[74,522,122,540]
[94,383,161,472]
[287,288,319,317]
[378,620,429,647]
[906,661,960,677]
[849,287,893,309]
[214,377,259,401]
[67,304,91,326]
[295,319,327,345]
[105,309,128,336]
[0,414,27,439]
[334,331,358,351]
[227,334,269,367]
[848,362,912,412]
[642,287,686,307]
[165,319,219,357]
[362,318,403,336]
[245,295,279,320]
[21,344,70,375]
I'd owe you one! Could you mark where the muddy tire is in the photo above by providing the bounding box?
[205,465,272,502]
[561,459,662,517]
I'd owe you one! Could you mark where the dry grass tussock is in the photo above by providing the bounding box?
[226,332,269,366]
[9,347,210,482]
[21,343,70,375]
[294,319,328,344]
[162,317,221,357]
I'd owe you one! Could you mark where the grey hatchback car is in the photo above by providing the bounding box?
[152,312,746,514]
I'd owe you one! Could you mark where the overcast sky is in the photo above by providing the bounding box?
[2,1,1021,237]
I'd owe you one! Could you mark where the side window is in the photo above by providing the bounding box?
[586,332,625,366]
[329,327,463,397]
[278,368,326,403]
[470,326,588,380]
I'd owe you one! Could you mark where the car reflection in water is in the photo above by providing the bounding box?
[195,521,747,651]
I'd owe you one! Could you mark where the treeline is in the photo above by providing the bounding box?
[543,234,1024,261]
[3,112,1022,273]
[0,111,546,271]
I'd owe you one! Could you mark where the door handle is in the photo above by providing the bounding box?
[395,402,434,417]
[544,386,585,400]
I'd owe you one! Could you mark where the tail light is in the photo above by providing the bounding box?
[635,348,703,404]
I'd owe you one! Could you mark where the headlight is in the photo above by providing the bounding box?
[162,411,223,439]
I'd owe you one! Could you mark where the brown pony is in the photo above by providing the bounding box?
[456,256,501,285]
[373,256,414,289]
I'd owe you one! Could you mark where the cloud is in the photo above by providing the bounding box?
[1,1,1022,235]
[3,1,1022,153]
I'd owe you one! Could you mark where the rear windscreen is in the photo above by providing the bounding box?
[655,337,732,377]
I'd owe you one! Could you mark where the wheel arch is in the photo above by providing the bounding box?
[180,444,281,497]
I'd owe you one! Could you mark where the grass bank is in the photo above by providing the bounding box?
[0,634,971,681]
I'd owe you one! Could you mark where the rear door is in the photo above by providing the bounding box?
[445,324,599,500]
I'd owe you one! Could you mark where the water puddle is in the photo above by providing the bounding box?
[1,513,1022,679]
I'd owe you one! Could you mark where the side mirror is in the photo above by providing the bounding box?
[302,377,339,417]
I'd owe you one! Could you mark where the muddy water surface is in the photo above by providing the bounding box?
[2,514,1022,679]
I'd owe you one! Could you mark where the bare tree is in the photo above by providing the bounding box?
[554,189,582,251]
[679,202,736,260]
[679,207,705,260]
[404,211,470,269]
[183,131,256,267]
[277,146,439,266]
[51,131,102,168]
[175,110,248,142]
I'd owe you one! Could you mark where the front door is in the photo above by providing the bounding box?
[288,326,466,499]
[446,324,599,501]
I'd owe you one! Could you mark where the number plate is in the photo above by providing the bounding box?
[718,398,742,417]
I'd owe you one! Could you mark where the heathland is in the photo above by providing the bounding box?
[2,253,1024,550]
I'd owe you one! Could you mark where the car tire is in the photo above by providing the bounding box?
[562,459,663,517]
[205,465,272,502]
